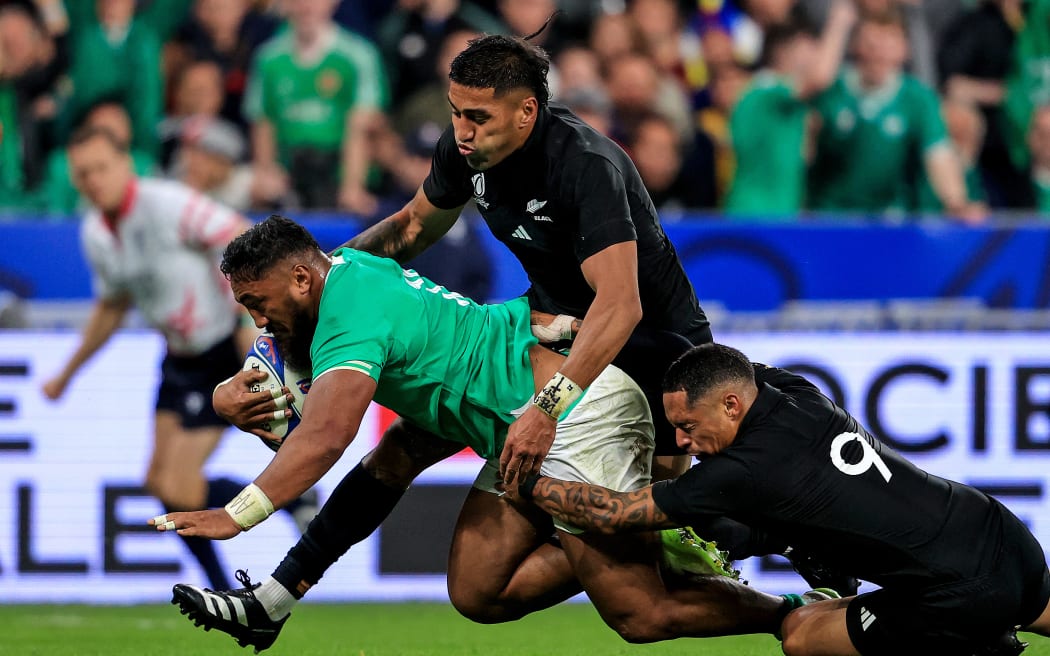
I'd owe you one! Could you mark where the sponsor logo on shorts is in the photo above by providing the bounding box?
[859,606,877,631]
[512,225,533,241]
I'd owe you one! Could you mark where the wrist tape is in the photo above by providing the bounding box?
[532,372,582,421]
[224,483,275,530]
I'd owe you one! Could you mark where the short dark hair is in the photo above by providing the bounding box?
[760,18,818,68]
[449,34,551,107]
[67,125,129,153]
[662,344,756,405]
[220,215,322,284]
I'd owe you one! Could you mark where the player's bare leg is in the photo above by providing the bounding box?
[145,412,224,509]
[447,488,580,622]
[652,454,691,481]
[778,597,858,656]
[559,529,789,643]
[147,411,232,588]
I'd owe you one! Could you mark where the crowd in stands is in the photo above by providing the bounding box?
[2,0,1050,221]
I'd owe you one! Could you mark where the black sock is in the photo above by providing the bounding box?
[272,463,405,596]
[164,502,231,590]
[205,477,245,509]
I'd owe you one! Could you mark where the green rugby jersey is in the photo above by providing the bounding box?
[311,249,538,458]
[725,73,808,217]
[243,27,389,160]
[809,68,948,213]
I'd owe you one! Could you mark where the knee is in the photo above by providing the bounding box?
[779,608,812,656]
[603,609,673,644]
[448,586,520,625]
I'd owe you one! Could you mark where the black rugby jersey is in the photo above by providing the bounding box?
[422,103,709,343]
[653,365,1006,589]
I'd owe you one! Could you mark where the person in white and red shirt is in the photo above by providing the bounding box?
[41,125,316,590]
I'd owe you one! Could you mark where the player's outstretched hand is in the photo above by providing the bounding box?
[500,405,556,487]
[41,375,70,401]
[149,509,242,540]
[214,368,293,439]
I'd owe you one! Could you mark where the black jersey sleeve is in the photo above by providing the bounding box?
[566,154,638,262]
[650,457,753,526]
[422,127,472,210]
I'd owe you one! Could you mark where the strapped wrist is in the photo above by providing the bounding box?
[224,483,274,530]
[532,372,582,421]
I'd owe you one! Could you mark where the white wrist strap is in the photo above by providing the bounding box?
[533,372,582,421]
[531,314,576,342]
[224,483,275,530]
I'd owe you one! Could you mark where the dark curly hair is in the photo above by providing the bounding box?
[662,344,756,405]
[220,215,322,284]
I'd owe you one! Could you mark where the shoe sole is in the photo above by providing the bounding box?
[171,586,278,653]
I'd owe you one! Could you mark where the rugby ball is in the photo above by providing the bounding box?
[242,332,311,451]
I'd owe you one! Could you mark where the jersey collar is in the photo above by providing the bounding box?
[102,178,138,232]
[736,383,782,438]
[516,104,551,159]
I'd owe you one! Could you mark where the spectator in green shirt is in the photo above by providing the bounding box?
[808,10,985,222]
[1024,104,1050,212]
[62,0,163,157]
[725,0,855,219]
[244,0,390,213]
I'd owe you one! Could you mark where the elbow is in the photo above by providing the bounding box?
[622,297,643,328]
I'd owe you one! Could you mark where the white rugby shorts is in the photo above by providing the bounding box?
[474,364,655,533]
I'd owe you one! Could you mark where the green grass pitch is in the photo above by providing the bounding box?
[1,603,1048,656]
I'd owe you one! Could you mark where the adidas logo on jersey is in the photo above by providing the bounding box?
[526,198,547,213]
[859,606,877,631]
[512,225,533,240]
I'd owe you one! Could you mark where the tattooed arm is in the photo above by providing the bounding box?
[524,476,681,534]
[338,187,464,263]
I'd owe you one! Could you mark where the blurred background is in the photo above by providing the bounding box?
[2,0,1050,605]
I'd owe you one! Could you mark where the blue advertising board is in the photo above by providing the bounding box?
[5,214,1050,311]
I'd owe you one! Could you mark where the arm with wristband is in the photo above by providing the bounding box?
[152,368,378,538]
[499,241,643,486]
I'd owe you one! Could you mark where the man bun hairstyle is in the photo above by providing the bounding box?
[448,14,556,107]
[221,215,323,284]
[662,343,756,405]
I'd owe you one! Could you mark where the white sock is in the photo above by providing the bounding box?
[254,576,299,621]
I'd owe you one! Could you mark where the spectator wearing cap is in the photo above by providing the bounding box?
[40,99,156,214]
[158,59,227,169]
[170,115,256,211]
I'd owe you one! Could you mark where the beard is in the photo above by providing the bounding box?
[272,307,317,374]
